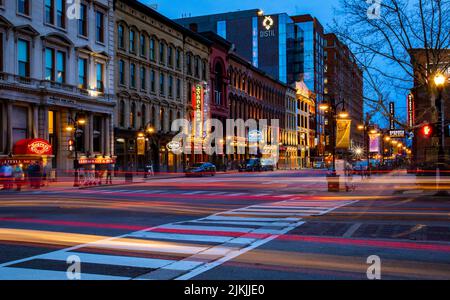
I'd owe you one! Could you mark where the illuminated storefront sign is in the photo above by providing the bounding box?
[389,102,395,130]
[369,133,381,153]
[13,139,53,156]
[389,129,405,138]
[78,157,116,164]
[192,84,204,138]
[137,137,146,156]
[407,93,414,128]
[167,141,182,153]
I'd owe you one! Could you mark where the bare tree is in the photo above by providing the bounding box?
[332,0,450,129]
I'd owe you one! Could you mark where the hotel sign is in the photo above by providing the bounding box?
[260,16,275,38]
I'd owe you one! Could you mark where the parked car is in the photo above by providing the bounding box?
[239,158,262,172]
[261,158,275,171]
[313,161,326,169]
[185,162,216,177]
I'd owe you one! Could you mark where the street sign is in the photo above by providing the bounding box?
[389,129,405,138]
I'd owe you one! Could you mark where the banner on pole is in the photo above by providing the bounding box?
[336,119,352,149]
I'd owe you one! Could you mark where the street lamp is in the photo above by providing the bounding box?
[433,72,448,196]
[66,115,86,187]
[318,97,347,175]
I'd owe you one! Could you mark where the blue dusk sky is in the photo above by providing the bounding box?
[140,0,407,126]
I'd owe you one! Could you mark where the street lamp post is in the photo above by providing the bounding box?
[319,98,347,175]
[433,73,448,196]
[357,121,374,177]
[139,122,156,178]
[66,116,86,187]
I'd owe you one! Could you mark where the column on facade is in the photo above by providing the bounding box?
[154,104,161,131]
[85,113,94,155]
[104,115,111,156]
[6,101,13,154]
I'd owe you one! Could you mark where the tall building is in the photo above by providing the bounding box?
[0,0,115,174]
[113,0,211,173]
[290,15,326,158]
[324,33,364,151]
[175,9,304,85]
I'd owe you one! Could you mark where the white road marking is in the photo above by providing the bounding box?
[0,267,128,280]
[129,231,233,244]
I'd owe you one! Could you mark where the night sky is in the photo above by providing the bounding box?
[140,0,408,126]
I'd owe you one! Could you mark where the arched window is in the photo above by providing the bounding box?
[141,104,146,128]
[214,61,223,105]
[118,24,125,49]
[130,102,136,128]
[160,107,165,131]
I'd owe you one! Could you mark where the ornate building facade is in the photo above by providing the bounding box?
[0,0,115,174]
[113,0,210,173]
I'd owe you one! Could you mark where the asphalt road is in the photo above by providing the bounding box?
[0,170,449,280]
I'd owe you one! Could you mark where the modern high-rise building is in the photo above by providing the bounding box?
[290,15,326,157]
[175,9,304,85]
[324,33,364,151]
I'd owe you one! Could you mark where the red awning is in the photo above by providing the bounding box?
[13,138,53,156]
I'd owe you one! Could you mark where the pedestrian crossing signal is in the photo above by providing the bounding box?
[421,124,433,137]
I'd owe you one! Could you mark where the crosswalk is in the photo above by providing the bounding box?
[0,197,357,280]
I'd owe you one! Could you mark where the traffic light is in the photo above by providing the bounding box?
[421,124,434,138]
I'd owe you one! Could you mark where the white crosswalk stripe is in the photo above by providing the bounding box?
[0,197,357,280]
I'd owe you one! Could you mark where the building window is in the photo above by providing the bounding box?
[56,51,65,83]
[141,104,146,128]
[45,48,55,81]
[149,38,155,61]
[118,60,125,85]
[140,34,146,57]
[17,0,30,16]
[118,24,124,49]
[176,78,181,99]
[12,105,28,144]
[45,0,53,24]
[159,42,165,64]
[150,70,155,92]
[167,46,173,67]
[119,100,125,127]
[96,63,104,92]
[56,0,65,28]
[202,60,206,80]
[130,63,136,88]
[93,116,102,153]
[194,57,199,77]
[129,29,135,53]
[130,102,136,129]
[0,33,3,72]
[176,48,181,69]
[95,11,104,43]
[78,57,87,89]
[140,67,146,90]
[159,72,165,95]
[217,20,226,39]
[168,75,173,98]
[186,53,192,75]
[78,3,87,36]
[18,39,30,77]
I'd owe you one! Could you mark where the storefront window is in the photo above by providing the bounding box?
[12,105,28,144]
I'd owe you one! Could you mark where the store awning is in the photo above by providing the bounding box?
[13,138,53,156]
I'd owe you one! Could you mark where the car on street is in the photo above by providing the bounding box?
[261,158,276,171]
[185,162,216,177]
[239,158,262,172]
